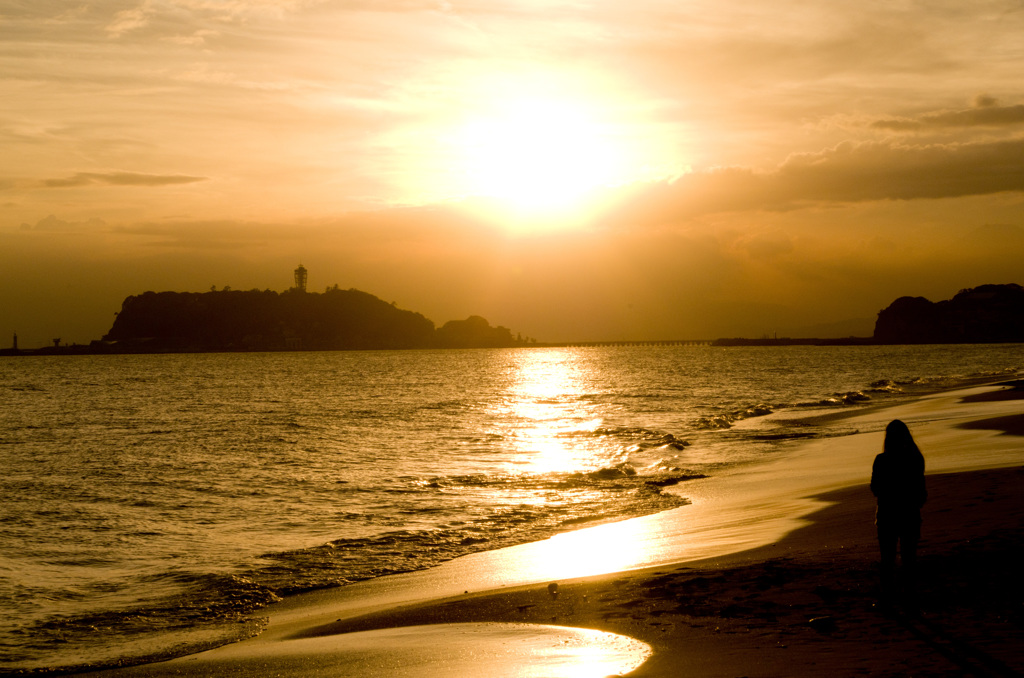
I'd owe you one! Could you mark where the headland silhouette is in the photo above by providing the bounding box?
[2,281,1021,355]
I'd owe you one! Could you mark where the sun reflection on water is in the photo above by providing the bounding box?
[490,349,619,475]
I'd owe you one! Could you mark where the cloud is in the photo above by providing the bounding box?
[42,172,208,188]
[106,6,151,37]
[20,215,109,231]
[775,138,1024,201]
[974,94,999,108]
[600,138,1024,226]
[109,219,281,250]
[869,118,924,132]
[871,99,1024,132]
[161,29,220,46]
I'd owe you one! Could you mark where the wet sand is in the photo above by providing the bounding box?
[93,382,1024,677]
[305,466,1024,677]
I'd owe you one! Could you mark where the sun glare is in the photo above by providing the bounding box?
[488,349,615,476]
[456,98,624,220]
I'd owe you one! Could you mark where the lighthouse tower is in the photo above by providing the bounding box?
[294,264,308,293]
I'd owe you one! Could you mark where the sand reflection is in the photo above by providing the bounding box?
[124,623,651,678]
[531,514,660,581]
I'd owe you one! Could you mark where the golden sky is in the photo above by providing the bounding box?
[3,1,1024,346]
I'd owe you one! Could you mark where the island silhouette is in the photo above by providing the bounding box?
[2,280,1021,355]
[92,286,533,353]
[713,283,1023,347]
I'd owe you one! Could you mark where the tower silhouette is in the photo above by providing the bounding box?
[294,264,308,293]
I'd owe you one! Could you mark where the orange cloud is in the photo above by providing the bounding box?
[41,172,208,188]
[871,101,1024,132]
[599,138,1024,228]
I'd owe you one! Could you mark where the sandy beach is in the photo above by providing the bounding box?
[90,380,1024,678]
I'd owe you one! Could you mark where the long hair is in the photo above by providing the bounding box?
[883,419,924,471]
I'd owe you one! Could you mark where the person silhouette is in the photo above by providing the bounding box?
[870,419,927,605]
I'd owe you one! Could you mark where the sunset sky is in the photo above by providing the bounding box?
[3,1,1024,347]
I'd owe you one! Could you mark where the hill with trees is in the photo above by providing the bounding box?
[99,288,530,352]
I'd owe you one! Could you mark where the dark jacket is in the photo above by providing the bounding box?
[870,451,927,520]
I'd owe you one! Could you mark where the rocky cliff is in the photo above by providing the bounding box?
[873,283,1024,344]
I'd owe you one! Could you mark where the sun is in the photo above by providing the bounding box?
[455,97,625,220]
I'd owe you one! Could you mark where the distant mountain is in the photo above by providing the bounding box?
[436,315,519,348]
[873,283,1024,344]
[99,288,528,352]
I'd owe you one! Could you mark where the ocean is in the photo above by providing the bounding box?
[1,344,1019,673]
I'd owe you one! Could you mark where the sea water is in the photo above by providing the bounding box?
[0,344,1019,672]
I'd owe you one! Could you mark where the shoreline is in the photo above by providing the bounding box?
[286,466,1024,677]
[3,341,1022,358]
[85,380,1024,676]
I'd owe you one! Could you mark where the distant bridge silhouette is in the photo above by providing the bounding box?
[535,339,713,348]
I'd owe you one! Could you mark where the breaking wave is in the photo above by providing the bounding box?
[692,404,775,430]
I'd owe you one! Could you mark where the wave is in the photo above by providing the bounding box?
[692,404,774,430]
[7,384,46,392]
[868,379,902,393]
[6,573,273,673]
[7,347,1018,674]
[798,391,872,407]
[683,366,1006,430]
[256,469,699,596]
[10,463,704,673]
[557,425,688,444]
[420,463,701,493]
